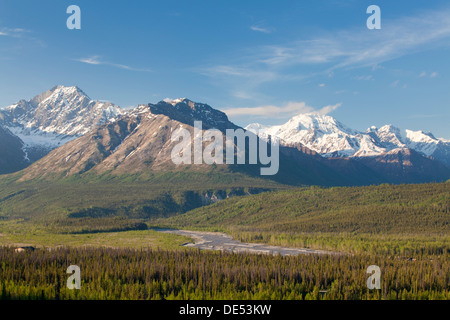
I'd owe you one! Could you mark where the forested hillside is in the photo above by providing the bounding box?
[161,183,450,234]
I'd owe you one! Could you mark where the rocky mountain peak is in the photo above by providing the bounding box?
[148,98,238,131]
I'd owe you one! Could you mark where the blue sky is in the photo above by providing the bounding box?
[1,0,449,138]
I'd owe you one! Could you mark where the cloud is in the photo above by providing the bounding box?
[254,9,450,70]
[354,75,373,81]
[420,71,439,78]
[0,27,45,49]
[74,55,152,72]
[317,103,341,115]
[319,83,326,87]
[250,26,272,34]
[198,6,450,102]
[222,102,341,118]
[77,56,101,65]
[233,91,254,100]
[202,65,277,80]
[0,27,29,37]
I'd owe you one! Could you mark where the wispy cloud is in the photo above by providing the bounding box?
[256,9,450,70]
[222,102,341,118]
[77,56,102,65]
[390,80,408,89]
[0,26,46,50]
[263,10,450,68]
[198,7,450,101]
[0,27,29,37]
[354,75,373,81]
[419,71,439,78]
[250,25,272,34]
[391,80,400,87]
[74,55,152,72]
[202,65,278,80]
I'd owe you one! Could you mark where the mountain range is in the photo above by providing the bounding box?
[1,86,449,185]
[246,114,450,166]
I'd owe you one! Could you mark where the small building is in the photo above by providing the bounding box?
[319,290,328,298]
[14,246,36,253]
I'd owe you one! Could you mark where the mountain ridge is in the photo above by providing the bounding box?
[246,113,450,167]
[1,86,449,184]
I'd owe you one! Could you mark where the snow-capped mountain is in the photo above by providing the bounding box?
[0,85,123,163]
[246,113,450,167]
[246,114,386,158]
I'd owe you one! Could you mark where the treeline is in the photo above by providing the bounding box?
[0,247,449,300]
[230,232,450,256]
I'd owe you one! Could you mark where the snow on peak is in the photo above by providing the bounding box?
[163,98,188,106]
[246,113,364,157]
[0,86,124,155]
[405,129,436,143]
[247,112,449,162]
[52,85,87,96]
[286,113,356,135]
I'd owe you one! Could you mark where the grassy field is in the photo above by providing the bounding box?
[0,220,192,250]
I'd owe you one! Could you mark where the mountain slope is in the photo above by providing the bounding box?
[355,147,450,184]
[0,126,28,174]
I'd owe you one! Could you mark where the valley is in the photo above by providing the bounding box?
[0,181,448,300]
[0,86,449,301]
